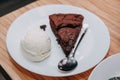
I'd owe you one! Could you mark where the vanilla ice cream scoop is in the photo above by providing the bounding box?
[21,29,51,61]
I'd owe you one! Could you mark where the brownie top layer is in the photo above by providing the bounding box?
[49,14,84,30]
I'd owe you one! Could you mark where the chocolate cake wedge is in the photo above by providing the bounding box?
[49,13,84,57]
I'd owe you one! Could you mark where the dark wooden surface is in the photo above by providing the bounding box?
[0,0,36,17]
[0,65,12,80]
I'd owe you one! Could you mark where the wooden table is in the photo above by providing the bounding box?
[0,0,120,80]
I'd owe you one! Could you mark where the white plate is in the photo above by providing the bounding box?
[6,5,110,77]
[88,53,120,80]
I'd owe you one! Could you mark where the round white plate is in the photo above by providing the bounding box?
[88,53,120,80]
[6,5,110,77]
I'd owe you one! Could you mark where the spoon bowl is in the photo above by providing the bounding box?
[58,57,78,71]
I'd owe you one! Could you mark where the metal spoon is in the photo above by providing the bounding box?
[109,77,120,80]
[58,25,88,71]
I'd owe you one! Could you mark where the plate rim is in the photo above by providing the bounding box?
[88,53,120,80]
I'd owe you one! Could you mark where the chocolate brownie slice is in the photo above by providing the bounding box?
[49,13,84,56]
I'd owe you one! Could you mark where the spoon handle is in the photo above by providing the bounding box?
[69,25,88,58]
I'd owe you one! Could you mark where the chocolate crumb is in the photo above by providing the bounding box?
[56,38,60,44]
[40,25,46,31]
